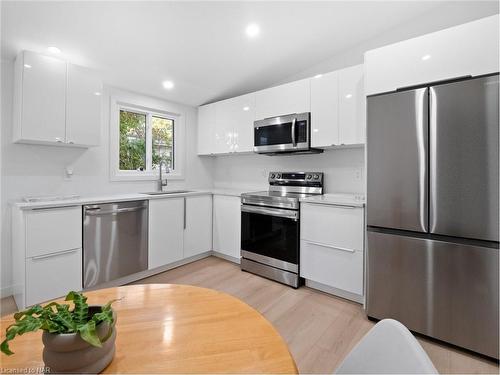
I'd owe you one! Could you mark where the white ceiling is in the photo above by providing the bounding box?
[1,1,498,107]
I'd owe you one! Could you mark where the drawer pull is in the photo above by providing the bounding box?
[304,240,356,253]
[303,202,358,209]
[31,248,79,261]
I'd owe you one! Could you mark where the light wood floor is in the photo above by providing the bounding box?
[1,256,498,374]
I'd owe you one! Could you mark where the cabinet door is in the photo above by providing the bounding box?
[148,198,184,269]
[213,195,241,260]
[255,79,310,120]
[26,248,82,306]
[66,64,102,146]
[197,104,216,155]
[184,195,212,258]
[310,71,339,147]
[214,99,236,154]
[364,15,499,95]
[20,51,67,143]
[338,64,365,145]
[230,93,255,153]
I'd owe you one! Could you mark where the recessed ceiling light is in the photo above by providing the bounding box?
[243,106,250,111]
[314,74,323,79]
[245,23,260,38]
[345,94,353,99]
[421,54,431,61]
[47,46,61,54]
[24,64,32,69]
[94,92,101,96]
[162,80,174,90]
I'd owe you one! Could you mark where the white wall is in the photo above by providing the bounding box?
[0,59,214,297]
[212,147,365,194]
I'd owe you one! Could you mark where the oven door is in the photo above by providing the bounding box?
[254,112,310,153]
[241,205,299,272]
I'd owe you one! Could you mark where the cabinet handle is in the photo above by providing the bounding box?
[183,197,186,229]
[304,202,358,209]
[304,240,355,253]
[31,248,79,261]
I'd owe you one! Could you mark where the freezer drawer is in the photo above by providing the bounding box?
[366,230,499,358]
[367,88,428,233]
[429,75,499,241]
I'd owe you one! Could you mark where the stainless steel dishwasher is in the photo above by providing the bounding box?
[83,200,148,288]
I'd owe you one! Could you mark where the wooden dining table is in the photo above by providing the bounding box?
[0,284,298,373]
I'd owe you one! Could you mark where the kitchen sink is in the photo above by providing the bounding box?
[142,190,193,195]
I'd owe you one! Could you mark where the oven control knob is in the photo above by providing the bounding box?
[313,174,319,179]
[306,174,312,180]
[276,174,281,179]
[270,173,275,179]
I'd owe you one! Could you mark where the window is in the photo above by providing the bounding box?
[110,93,184,181]
[118,109,174,172]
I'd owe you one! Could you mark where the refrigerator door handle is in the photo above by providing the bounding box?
[416,88,429,232]
[429,87,437,233]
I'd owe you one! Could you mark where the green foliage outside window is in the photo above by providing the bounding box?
[119,110,174,171]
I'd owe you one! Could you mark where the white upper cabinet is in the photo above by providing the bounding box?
[216,93,255,154]
[255,79,310,120]
[311,65,365,147]
[66,64,102,146]
[14,51,67,144]
[13,50,102,147]
[338,64,365,145]
[311,71,339,147]
[197,103,216,155]
[365,15,499,95]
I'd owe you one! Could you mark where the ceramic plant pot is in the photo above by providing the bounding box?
[41,306,117,374]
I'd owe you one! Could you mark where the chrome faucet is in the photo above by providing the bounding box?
[158,160,169,191]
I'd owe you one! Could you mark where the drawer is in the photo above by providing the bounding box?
[300,240,363,295]
[26,248,82,306]
[301,203,363,251]
[26,206,82,258]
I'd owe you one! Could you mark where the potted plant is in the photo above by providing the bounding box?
[1,291,118,373]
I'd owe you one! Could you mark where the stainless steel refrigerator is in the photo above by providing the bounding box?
[366,74,499,359]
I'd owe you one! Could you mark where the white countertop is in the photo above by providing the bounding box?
[13,190,213,210]
[13,187,258,210]
[300,193,365,207]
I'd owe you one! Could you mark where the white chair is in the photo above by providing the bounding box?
[335,319,438,374]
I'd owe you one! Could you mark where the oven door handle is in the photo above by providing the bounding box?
[291,117,297,147]
[241,205,298,220]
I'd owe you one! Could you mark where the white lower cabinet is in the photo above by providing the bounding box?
[26,249,82,307]
[184,195,213,258]
[213,195,241,261]
[300,202,364,301]
[148,198,185,269]
[149,194,213,269]
[13,206,84,309]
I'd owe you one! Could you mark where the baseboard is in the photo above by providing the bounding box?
[0,285,13,299]
[211,251,240,264]
[305,279,364,304]
[85,251,213,291]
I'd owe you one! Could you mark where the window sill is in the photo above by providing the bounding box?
[110,172,184,182]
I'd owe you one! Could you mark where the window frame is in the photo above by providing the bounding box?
[110,95,184,181]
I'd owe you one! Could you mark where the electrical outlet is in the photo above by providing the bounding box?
[64,166,74,181]
[355,168,362,180]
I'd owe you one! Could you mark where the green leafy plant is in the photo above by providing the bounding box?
[1,291,118,355]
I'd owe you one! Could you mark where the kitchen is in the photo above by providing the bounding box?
[1,1,499,374]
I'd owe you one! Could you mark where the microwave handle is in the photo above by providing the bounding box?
[291,117,297,147]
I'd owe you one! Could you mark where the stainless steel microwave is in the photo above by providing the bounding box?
[254,112,315,154]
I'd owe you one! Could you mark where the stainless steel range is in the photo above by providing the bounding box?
[240,172,323,288]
